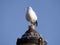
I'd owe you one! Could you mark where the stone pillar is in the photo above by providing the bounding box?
[16,25,47,45]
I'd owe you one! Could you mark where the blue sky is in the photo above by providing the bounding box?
[0,0,60,45]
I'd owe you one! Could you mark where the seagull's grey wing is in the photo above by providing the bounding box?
[29,8,37,21]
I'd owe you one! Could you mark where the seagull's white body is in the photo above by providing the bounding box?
[26,6,38,26]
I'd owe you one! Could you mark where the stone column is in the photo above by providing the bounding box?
[16,25,47,45]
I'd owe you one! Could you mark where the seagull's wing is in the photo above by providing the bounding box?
[29,8,37,21]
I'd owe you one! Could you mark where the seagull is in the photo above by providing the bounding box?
[26,6,38,26]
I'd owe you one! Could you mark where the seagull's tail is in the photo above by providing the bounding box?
[35,21,38,26]
[31,21,38,26]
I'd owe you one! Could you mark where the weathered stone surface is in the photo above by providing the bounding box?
[22,29,40,39]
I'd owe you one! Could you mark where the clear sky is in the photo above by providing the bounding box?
[0,0,60,45]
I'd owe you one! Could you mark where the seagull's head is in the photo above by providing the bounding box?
[25,6,33,12]
[27,6,32,10]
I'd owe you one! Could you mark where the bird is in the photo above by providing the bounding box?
[26,6,38,26]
